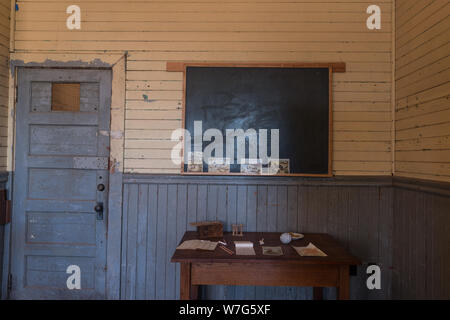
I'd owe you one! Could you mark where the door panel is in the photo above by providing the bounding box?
[11,68,111,299]
[25,256,96,289]
[29,125,99,156]
[28,168,97,200]
[26,212,97,245]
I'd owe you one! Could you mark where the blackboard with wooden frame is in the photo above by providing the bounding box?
[167,62,346,177]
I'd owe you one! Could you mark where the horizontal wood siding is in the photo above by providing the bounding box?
[0,0,9,171]
[121,176,393,300]
[395,0,450,182]
[393,187,450,299]
[13,0,393,175]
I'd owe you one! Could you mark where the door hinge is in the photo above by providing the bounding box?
[7,274,12,292]
[15,86,18,103]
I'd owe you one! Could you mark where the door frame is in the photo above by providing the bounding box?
[2,53,126,300]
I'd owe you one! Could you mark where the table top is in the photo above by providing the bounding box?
[171,232,361,265]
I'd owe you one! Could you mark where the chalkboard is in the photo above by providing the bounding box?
[183,66,331,176]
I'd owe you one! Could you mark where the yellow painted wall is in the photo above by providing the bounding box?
[395,0,450,182]
[0,0,9,171]
[13,0,394,176]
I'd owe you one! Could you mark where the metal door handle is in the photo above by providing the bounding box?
[94,202,104,220]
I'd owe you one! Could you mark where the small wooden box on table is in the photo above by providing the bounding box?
[171,232,360,300]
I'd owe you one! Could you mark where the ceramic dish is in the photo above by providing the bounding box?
[289,232,304,240]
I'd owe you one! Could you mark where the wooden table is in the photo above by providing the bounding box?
[171,232,361,300]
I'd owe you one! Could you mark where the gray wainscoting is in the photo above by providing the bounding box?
[0,172,8,299]
[120,175,394,300]
[393,184,450,299]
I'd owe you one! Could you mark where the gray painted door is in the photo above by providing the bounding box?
[10,69,111,299]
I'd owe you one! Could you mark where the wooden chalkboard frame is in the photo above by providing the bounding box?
[167,62,346,177]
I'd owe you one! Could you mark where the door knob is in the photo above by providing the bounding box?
[94,202,104,220]
[97,184,105,191]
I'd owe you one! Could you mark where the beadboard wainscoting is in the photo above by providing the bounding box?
[120,175,394,300]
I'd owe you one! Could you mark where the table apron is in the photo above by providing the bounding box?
[191,262,340,287]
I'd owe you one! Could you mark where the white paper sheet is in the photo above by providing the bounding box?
[234,241,256,255]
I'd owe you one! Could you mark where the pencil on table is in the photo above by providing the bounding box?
[219,245,234,255]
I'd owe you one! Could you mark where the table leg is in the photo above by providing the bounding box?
[180,263,199,300]
[180,263,192,300]
[313,287,323,300]
[337,265,350,300]
[191,284,199,300]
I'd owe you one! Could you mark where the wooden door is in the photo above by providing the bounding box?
[10,68,111,299]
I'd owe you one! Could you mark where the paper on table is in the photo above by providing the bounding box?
[234,241,256,255]
[292,242,327,257]
[176,239,218,251]
[262,246,283,256]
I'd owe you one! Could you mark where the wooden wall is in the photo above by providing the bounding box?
[120,175,450,300]
[0,222,2,299]
[394,0,450,182]
[6,0,450,300]
[393,181,450,299]
[0,173,7,299]
[0,0,9,171]
[13,0,394,176]
[120,175,393,300]
[0,2,9,295]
